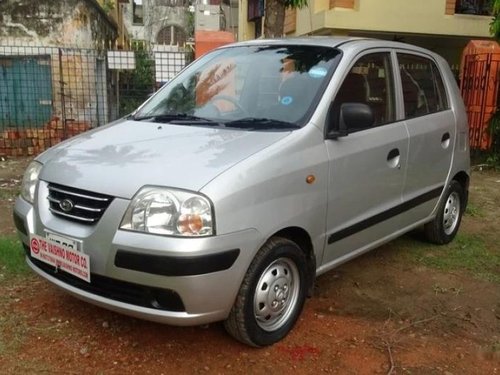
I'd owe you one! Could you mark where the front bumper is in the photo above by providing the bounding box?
[14,190,262,326]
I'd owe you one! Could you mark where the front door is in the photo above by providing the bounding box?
[322,51,409,267]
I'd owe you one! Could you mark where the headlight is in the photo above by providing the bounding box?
[21,161,43,204]
[120,187,214,237]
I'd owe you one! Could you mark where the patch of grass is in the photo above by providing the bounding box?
[0,237,31,358]
[0,187,20,200]
[465,203,484,217]
[0,237,29,278]
[400,234,500,283]
[432,284,463,296]
[0,314,29,356]
[492,341,500,353]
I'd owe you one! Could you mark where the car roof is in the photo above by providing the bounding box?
[225,37,439,58]
[233,36,362,48]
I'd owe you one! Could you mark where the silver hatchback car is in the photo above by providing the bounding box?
[15,38,470,347]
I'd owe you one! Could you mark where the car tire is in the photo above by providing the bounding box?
[224,237,308,347]
[424,180,464,245]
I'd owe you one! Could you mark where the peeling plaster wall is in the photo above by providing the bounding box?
[0,0,117,48]
[0,45,109,145]
[0,1,115,155]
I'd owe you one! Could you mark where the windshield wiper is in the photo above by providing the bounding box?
[224,118,300,130]
[132,113,223,126]
[132,113,181,121]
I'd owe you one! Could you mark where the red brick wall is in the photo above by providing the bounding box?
[0,118,91,157]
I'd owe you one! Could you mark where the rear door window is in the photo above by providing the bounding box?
[397,53,449,119]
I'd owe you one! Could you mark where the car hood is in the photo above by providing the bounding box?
[38,120,290,199]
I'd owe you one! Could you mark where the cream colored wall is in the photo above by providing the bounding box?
[314,0,329,13]
[238,1,255,41]
[295,0,492,37]
[238,0,492,42]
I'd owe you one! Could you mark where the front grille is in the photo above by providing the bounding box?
[25,248,185,312]
[47,183,113,224]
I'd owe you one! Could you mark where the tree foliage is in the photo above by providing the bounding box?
[487,111,500,165]
[119,48,155,117]
[490,0,500,40]
[488,1,500,166]
[97,0,115,14]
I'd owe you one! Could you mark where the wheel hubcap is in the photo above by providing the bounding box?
[443,191,460,235]
[254,258,300,332]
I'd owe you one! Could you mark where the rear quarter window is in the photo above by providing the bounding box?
[397,53,449,119]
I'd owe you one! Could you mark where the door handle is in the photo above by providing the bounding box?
[441,132,451,149]
[387,148,401,169]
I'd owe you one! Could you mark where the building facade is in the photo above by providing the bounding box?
[122,0,191,46]
[239,0,493,67]
[97,0,131,49]
[0,0,118,48]
[0,0,119,156]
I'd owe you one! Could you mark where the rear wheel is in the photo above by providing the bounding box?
[424,180,464,244]
[224,237,308,347]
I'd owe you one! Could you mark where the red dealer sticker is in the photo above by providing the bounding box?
[29,234,90,283]
[31,238,40,254]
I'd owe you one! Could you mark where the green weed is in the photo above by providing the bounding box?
[492,341,500,352]
[0,314,28,356]
[0,237,29,278]
[0,188,19,200]
[465,203,484,217]
[399,234,500,283]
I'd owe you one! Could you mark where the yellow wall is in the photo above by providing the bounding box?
[314,0,329,13]
[238,1,256,41]
[238,0,492,41]
[295,0,492,38]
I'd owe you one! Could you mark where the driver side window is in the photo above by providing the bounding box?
[332,52,395,132]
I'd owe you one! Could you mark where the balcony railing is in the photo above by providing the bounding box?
[455,0,492,16]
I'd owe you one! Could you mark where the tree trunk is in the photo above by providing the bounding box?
[264,0,286,38]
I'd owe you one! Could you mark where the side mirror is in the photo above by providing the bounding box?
[328,102,374,139]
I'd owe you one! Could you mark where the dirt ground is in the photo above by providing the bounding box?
[0,157,499,374]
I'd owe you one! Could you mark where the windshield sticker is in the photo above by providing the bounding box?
[309,67,328,78]
[281,96,293,105]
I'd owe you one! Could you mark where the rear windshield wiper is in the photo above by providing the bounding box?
[224,118,300,130]
[132,113,223,126]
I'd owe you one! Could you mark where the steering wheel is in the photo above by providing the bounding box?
[210,95,248,116]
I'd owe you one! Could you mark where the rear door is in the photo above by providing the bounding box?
[396,52,454,219]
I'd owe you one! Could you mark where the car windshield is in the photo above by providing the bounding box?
[134,45,342,130]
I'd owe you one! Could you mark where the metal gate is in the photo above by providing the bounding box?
[0,43,193,157]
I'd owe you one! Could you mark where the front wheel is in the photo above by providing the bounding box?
[224,237,308,347]
[424,180,465,244]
